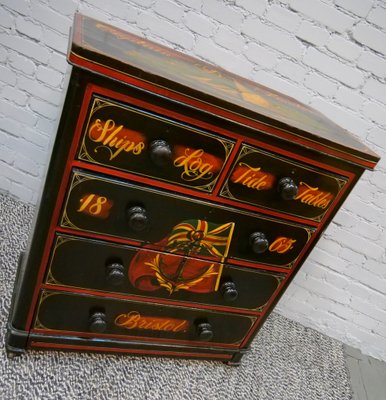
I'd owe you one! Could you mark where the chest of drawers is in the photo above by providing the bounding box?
[6,14,379,365]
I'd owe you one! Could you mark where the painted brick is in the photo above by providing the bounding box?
[1,0,29,16]
[367,127,386,149]
[367,6,386,30]
[369,171,386,192]
[20,125,50,149]
[364,259,386,279]
[309,247,347,272]
[336,229,384,260]
[335,0,373,17]
[138,12,195,49]
[0,7,13,28]
[244,43,278,68]
[363,101,386,126]
[49,53,68,73]
[36,117,56,135]
[351,220,381,241]
[49,0,78,16]
[303,48,363,88]
[10,181,33,203]
[154,0,185,22]
[42,28,68,54]
[202,0,244,29]
[176,0,202,10]
[9,52,36,76]
[0,47,7,63]
[214,26,245,53]
[327,35,361,61]
[194,37,254,78]
[332,210,355,228]
[0,99,37,126]
[29,98,59,120]
[0,175,11,192]
[362,78,386,105]
[14,153,40,177]
[266,4,301,32]
[0,144,15,164]
[317,238,342,255]
[235,0,267,15]
[243,19,305,58]
[36,66,63,88]
[339,247,366,265]
[0,65,17,86]
[31,3,72,35]
[2,86,28,106]
[357,51,386,79]
[353,23,386,56]
[15,16,43,41]
[0,33,50,63]
[304,72,337,97]
[184,12,216,38]
[128,0,153,7]
[351,298,386,325]
[290,0,355,33]
[296,20,330,46]
[275,59,307,83]
[18,75,63,105]
[335,86,364,111]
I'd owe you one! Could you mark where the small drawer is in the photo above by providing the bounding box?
[46,234,285,312]
[220,144,348,222]
[33,290,257,346]
[60,170,314,268]
[77,94,235,193]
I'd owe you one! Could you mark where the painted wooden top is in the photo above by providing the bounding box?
[68,13,379,168]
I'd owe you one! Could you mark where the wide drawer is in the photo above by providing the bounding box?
[60,170,314,268]
[33,290,256,346]
[220,144,348,222]
[46,234,284,312]
[77,94,235,193]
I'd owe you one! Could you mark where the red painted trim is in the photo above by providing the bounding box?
[56,226,143,248]
[41,283,264,316]
[73,160,320,227]
[31,328,240,349]
[29,341,233,359]
[24,88,95,330]
[68,53,377,169]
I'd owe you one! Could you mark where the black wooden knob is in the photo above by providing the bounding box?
[89,311,107,333]
[106,262,125,286]
[278,177,298,200]
[196,322,213,341]
[149,139,172,167]
[220,281,238,302]
[249,232,269,254]
[127,206,148,232]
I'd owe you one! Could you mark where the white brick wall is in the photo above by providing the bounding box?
[0,0,385,362]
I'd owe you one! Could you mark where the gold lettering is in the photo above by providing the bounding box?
[88,118,145,161]
[269,237,297,254]
[232,163,271,190]
[173,148,214,181]
[295,182,332,209]
[114,311,189,333]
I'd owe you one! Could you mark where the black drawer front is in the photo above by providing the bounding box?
[60,170,314,268]
[221,144,348,222]
[46,234,284,311]
[77,94,235,193]
[34,291,256,346]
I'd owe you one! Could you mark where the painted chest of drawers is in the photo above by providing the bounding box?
[6,14,379,365]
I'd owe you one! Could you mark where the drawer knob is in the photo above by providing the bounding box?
[127,206,148,232]
[220,281,238,302]
[149,139,172,167]
[249,232,269,254]
[278,177,298,200]
[106,262,125,286]
[89,311,107,333]
[196,322,213,341]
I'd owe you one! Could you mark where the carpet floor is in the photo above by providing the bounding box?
[0,192,353,400]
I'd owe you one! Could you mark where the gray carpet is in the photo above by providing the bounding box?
[0,192,353,400]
